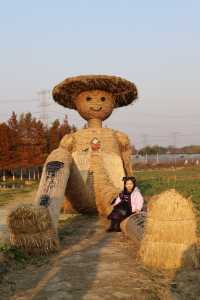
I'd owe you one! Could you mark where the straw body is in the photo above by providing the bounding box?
[8,127,133,254]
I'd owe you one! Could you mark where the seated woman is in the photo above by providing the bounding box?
[107,176,144,232]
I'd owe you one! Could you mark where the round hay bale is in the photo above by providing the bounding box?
[8,204,52,234]
[7,204,59,255]
[10,229,59,255]
[139,189,199,269]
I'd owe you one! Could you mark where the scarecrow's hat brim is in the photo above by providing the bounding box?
[52,75,138,109]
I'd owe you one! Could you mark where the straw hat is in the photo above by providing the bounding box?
[52,75,138,109]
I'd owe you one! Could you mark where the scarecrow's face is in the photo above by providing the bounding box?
[74,90,114,121]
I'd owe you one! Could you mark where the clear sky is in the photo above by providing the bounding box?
[0,0,200,148]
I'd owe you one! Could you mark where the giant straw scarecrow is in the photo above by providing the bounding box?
[8,75,138,254]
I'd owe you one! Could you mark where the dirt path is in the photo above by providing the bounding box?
[0,190,37,243]
[1,214,200,300]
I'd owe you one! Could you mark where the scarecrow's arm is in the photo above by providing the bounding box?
[59,133,75,152]
[115,131,133,176]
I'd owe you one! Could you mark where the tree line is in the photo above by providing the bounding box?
[0,112,76,173]
[0,112,199,175]
[137,145,200,155]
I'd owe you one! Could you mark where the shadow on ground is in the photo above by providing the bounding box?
[168,244,200,300]
[0,214,114,300]
[2,214,200,299]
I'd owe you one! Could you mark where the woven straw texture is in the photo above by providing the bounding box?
[139,189,199,269]
[52,75,138,109]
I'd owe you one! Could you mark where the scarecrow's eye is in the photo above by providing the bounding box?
[101,96,106,102]
[86,96,92,101]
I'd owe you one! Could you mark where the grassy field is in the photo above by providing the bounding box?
[0,184,37,207]
[0,167,200,299]
[135,166,200,214]
[0,166,200,211]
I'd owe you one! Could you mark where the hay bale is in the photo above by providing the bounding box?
[9,230,59,255]
[8,204,52,234]
[7,204,59,255]
[139,189,199,269]
[120,213,146,244]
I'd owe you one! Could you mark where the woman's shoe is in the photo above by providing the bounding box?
[106,220,122,232]
[115,223,122,232]
[106,220,117,232]
[106,227,116,232]
[115,227,121,232]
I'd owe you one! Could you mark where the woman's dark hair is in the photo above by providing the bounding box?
[122,176,136,193]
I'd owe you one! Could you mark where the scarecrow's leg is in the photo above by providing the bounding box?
[8,147,72,254]
[90,152,121,216]
[35,148,72,230]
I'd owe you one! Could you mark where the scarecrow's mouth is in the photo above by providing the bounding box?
[90,107,102,112]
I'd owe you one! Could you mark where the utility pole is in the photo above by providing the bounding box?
[142,134,148,148]
[156,152,159,164]
[172,132,179,168]
[141,134,148,163]
[172,132,179,149]
[38,90,50,127]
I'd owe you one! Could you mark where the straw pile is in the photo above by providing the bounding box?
[139,189,199,269]
[8,204,59,255]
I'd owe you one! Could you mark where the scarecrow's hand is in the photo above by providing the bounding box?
[115,130,133,176]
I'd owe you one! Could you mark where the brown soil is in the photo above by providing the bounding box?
[0,214,200,300]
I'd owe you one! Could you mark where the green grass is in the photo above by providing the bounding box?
[135,167,200,213]
[0,184,38,207]
[0,167,199,264]
[0,243,50,267]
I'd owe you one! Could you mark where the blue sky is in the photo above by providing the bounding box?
[0,0,200,148]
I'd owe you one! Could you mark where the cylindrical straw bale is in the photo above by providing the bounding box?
[120,213,146,244]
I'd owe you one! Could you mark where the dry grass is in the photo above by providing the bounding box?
[8,204,51,234]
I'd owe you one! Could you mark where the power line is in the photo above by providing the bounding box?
[32,111,67,117]
[0,99,199,119]
[0,99,38,103]
[135,112,200,119]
